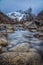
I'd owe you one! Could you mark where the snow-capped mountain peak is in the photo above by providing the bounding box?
[7,8,33,21]
[8,11,24,21]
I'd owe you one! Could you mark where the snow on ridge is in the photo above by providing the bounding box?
[7,11,24,21]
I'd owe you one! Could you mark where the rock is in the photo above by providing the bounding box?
[0,46,2,53]
[0,46,2,50]
[0,38,8,47]
[29,48,38,52]
[8,43,30,52]
[6,24,13,29]
[34,33,43,40]
[0,46,7,53]
[0,52,42,65]
[6,29,14,33]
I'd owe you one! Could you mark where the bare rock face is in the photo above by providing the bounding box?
[0,52,42,65]
[9,43,30,52]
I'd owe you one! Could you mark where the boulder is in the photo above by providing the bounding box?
[8,43,30,52]
[34,33,43,40]
[29,48,38,52]
[0,52,42,65]
[0,38,8,47]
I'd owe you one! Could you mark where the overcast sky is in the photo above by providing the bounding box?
[0,0,43,14]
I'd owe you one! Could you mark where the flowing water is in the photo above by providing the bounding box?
[4,29,43,52]
[0,24,43,53]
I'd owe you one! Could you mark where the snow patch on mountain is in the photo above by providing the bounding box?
[8,11,24,21]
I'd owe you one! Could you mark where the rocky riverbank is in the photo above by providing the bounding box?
[0,11,43,65]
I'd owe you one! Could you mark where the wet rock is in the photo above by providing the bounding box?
[35,46,43,53]
[29,48,38,52]
[23,21,37,31]
[6,29,14,33]
[8,43,30,52]
[5,24,13,29]
[34,33,43,40]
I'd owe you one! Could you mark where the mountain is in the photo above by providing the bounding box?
[7,8,33,22]
[35,10,43,25]
[0,11,14,24]
[8,11,25,21]
[36,10,43,21]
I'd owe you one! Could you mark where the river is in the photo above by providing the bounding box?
[4,29,42,52]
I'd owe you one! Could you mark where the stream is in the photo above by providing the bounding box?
[6,29,43,52]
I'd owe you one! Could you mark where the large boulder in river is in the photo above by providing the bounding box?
[8,43,30,52]
[0,52,42,65]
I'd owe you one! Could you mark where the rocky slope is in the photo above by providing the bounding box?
[0,11,14,24]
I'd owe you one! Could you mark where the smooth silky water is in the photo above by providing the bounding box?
[5,29,43,52]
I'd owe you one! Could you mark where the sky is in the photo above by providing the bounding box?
[0,0,43,14]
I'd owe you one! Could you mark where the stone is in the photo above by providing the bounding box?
[8,43,30,52]
[0,38,8,47]
[29,48,38,52]
[34,33,43,40]
[0,52,42,65]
